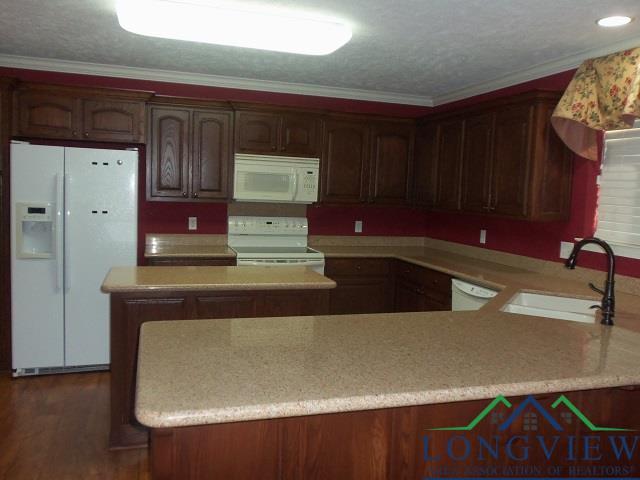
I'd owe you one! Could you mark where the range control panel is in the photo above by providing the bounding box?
[228,216,308,236]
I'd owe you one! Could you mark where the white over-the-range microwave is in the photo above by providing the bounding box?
[233,153,320,204]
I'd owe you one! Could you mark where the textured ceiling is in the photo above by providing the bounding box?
[1,0,640,104]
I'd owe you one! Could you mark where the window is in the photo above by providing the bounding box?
[593,126,640,259]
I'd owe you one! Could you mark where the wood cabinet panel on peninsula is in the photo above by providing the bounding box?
[147,103,232,201]
[109,288,330,449]
[149,387,640,480]
[414,91,572,220]
[13,83,150,143]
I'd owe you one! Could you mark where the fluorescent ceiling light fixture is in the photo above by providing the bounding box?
[596,15,633,27]
[116,0,352,55]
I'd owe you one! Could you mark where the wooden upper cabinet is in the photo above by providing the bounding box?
[412,122,438,208]
[147,103,232,202]
[13,84,149,143]
[369,122,414,204]
[192,110,232,200]
[417,91,573,221]
[236,111,278,153]
[235,110,320,156]
[15,90,80,139]
[81,99,145,142]
[320,119,370,204]
[280,114,320,156]
[491,104,533,218]
[148,106,190,199]
[434,119,464,211]
[461,112,494,213]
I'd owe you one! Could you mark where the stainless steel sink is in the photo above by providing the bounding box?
[500,292,597,324]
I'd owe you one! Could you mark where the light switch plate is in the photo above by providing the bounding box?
[560,241,574,259]
[188,217,197,231]
[354,220,363,233]
[479,229,487,244]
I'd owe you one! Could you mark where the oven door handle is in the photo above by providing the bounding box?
[238,260,325,267]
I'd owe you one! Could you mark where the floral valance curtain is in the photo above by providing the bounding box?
[551,47,640,161]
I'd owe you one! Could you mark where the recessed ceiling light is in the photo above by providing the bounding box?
[116,0,352,56]
[597,15,633,27]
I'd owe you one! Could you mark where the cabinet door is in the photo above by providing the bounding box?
[492,105,532,217]
[320,120,370,204]
[412,122,438,208]
[461,112,494,213]
[394,279,426,312]
[280,114,320,156]
[329,279,392,315]
[369,123,413,204]
[82,99,145,143]
[434,119,463,211]
[14,89,81,139]
[236,111,279,153]
[192,110,232,200]
[148,106,190,199]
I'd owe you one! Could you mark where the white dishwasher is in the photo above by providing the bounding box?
[451,279,498,311]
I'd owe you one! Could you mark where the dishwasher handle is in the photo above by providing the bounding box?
[452,279,498,299]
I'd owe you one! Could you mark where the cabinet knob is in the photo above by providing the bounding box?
[271,146,277,151]
[193,193,199,198]
[182,192,187,197]
[280,146,286,151]
[84,132,89,138]
[72,131,78,137]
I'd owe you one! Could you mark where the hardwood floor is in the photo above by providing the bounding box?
[0,372,149,480]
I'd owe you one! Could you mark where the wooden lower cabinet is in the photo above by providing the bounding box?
[394,260,452,312]
[324,258,393,314]
[150,387,640,480]
[325,258,452,314]
[109,288,330,449]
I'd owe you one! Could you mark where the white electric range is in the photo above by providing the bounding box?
[228,216,325,274]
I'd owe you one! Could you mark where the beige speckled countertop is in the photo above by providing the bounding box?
[101,266,336,293]
[136,311,640,428]
[132,240,640,429]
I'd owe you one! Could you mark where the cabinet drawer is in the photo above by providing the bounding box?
[325,258,391,277]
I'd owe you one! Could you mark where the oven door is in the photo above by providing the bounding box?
[236,258,325,275]
[234,163,297,202]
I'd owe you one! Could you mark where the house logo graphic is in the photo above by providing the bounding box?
[422,394,638,478]
[429,394,633,433]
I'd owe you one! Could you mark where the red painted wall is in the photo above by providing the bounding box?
[3,66,639,276]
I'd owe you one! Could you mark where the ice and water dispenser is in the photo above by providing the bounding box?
[15,202,54,259]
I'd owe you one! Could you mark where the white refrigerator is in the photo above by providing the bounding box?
[10,143,138,376]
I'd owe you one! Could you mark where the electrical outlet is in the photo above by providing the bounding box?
[479,229,487,244]
[560,241,574,259]
[188,217,197,231]
[354,220,363,233]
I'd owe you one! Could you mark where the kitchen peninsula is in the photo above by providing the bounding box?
[137,311,640,480]
[101,265,336,448]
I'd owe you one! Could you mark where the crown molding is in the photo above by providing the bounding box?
[0,54,435,107]
[432,36,640,106]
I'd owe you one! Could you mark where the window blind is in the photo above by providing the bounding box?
[596,128,640,246]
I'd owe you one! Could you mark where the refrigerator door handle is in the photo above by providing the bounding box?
[55,173,64,292]
[64,173,71,293]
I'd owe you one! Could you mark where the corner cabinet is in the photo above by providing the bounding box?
[414,91,573,221]
[13,83,150,143]
[147,104,233,202]
[320,116,414,205]
[234,110,321,156]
